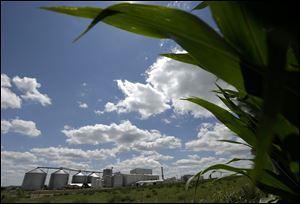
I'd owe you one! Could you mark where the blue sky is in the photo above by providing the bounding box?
[1,1,251,186]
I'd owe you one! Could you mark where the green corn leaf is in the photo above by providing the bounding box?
[40,6,102,19]
[217,139,252,148]
[286,46,299,72]
[212,88,263,112]
[192,1,208,11]
[43,4,246,90]
[226,158,253,165]
[185,97,256,146]
[186,164,249,190]
[257,182,299,202]
[208,2,268,67]
[258,170,297,196]
[212,173,240,184]
[251,29,290,185]
[217,96,250,123]
[160,53,198,66]
[208,2,269,98]
[273,114,299,141]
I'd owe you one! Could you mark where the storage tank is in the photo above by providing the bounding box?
[72,171,87,183]
[113,174,123,187]
[91,178,102,188]
[49,169,69,190]
[103,168,112,176]
[103,175,112,187]
[21,168,46,190]
[87,172,100,183]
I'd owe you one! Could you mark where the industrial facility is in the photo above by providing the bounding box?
[21,166,164,191]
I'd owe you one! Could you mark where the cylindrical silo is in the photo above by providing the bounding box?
[21,168,46,190]
[72,171,87,184]
[103,168,112,176]
[103,175,112,187]
[49,169,69,190]
[113,174,123,187]
[87,172,100,183]
[91,178,102,188]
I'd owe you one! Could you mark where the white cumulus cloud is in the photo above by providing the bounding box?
[1,119,41,137]
[1,74,22,109]
[185,122,251,156]
[1,74,11,87]
[102,52,233,119]
[146,56,231,118]
[1,151,39,186]
[106,154,162,174]
[12,76,51,106]
[61,120,181,151]
[78,101,88,109]
[103,80,170,119]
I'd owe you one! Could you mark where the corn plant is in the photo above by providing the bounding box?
[42,1,299,202]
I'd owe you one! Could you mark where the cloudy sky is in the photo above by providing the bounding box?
[1,1,251,186]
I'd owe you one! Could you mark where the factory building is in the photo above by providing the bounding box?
[122,174,159,186]
[112,173,124,187]
[21,166,162,190]
[130,168,152,175]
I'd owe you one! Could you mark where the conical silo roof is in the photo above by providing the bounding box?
[27,168,46,174]
[87,172,100,183]
[52,169,68,174]
[88,172,100,177]
[74,171,85,176]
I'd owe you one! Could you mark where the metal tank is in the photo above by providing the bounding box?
[87,172,100,183]
[21,168,47,190]
[102,168,112,187]
[49,169,69,190]
[103,175,112,187]
[113,173,123,187]
[91,177,102,188]
[72,171,87,183]
[103,168,112,176]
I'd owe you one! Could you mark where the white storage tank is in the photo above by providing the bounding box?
[21,168,46,190]
[87,172,100,183]
[49,169,69,190]
[72,171,87,184]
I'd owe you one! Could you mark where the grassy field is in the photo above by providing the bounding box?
[1,176,266,203]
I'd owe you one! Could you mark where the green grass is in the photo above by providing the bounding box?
[1,176,266,203]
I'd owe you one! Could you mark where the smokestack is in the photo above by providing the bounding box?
[161,166,164,180]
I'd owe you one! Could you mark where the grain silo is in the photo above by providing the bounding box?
[103,168,113,187]
[87,172,100,183]
[21,168,46,190]
[103,168,112,176]
[72,171,87,184]
[91,178,102,188]
[49,169,69,190]
[113,173,123,187]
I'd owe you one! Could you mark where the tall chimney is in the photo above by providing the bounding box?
[161,166,164,180]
